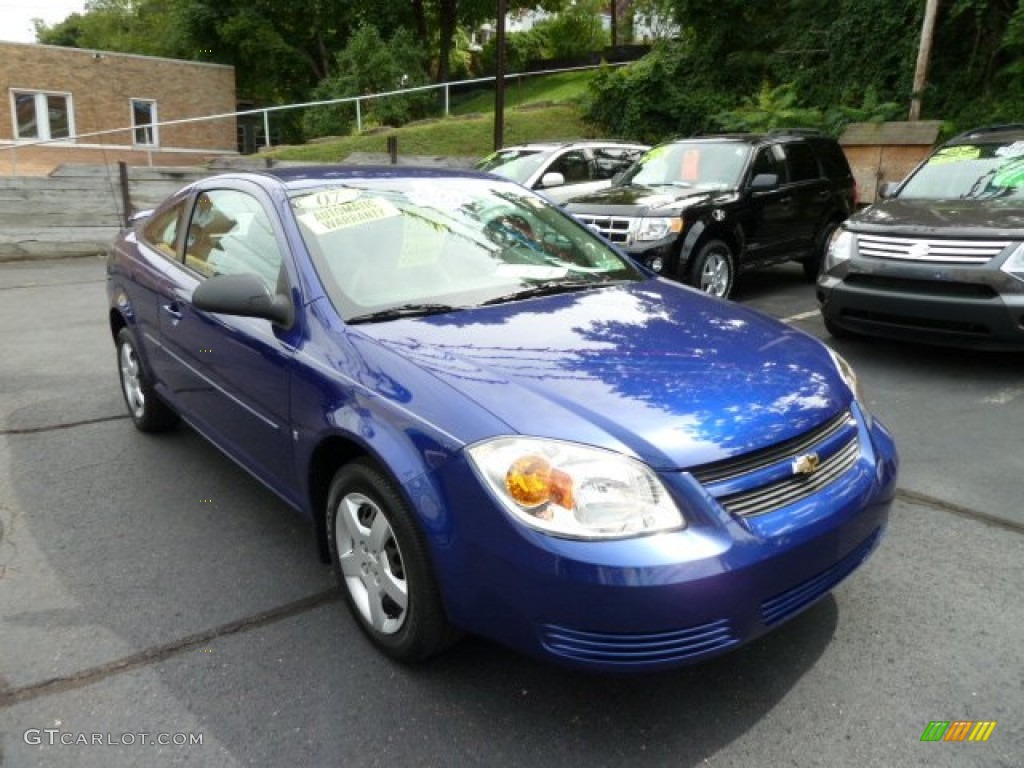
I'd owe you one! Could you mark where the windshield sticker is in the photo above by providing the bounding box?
[293,188,361,211]
[403,182,476,211]
[929,145,981,165]
[496,264,569,280]
[641,145,671,163]
[993,157,1024,188]
[298,197,400,234]
[995,140,1024,159]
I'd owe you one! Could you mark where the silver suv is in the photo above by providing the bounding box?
[818,124,1024,348]
[476,140,648,203]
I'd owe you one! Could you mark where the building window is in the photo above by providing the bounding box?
[131,99,158,146]
[11,91,73,141]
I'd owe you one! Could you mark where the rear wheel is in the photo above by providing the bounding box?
[326,460,455,661]
[689,239,736,298]
[115,327,178,432]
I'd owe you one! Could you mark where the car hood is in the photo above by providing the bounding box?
[849,197,1024,238]
[356,281,849,471]
[565,184,718,217]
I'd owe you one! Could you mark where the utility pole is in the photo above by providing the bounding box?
[909,0,940,120]
[494,0,507,150]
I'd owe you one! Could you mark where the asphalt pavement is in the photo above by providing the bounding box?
[0,257,1021,767]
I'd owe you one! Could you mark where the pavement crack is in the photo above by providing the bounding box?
[896,488,1024,535]
[0,589,340,708]
[0,414,128,436]
[0,277,106,291]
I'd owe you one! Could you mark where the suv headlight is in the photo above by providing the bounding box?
[635,217,683,242]
[824,229,854,272]
[999,243,1024,281]
[466,437,684,539]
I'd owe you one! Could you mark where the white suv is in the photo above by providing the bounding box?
[476,140,648,203]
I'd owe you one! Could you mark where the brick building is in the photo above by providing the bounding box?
[0,41,238,175]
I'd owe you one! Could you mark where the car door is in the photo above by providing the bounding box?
[741,145,804,263]
[537,149,596,202]
[778,141,831,250]
[155,184,300,497]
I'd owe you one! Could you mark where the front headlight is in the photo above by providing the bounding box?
[827,347,869,410]
[823,228,854,272]
[999,242,1024,281]
[466,437,684,539]
[635,217,683,242]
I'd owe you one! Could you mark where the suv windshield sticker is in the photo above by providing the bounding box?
[298,197,400,235]
[995,141,1024,158]
[682,150,701,181]
[930,145,981,165]
[993,157,1024,188]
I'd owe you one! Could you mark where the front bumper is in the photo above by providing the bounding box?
[432,416,898,672]
[818,253,1024,349]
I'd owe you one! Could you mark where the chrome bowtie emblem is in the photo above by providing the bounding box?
[792,453,821,476]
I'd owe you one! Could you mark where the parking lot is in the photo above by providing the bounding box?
[1,256,1021,767]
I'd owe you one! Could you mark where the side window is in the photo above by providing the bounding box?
[783,143,821,183]
[749,148,779,181]
[142,202,185,259]
[592,148,643,180]
[184,189,283,291]
[813,140,853,181]
[548,150,592,184]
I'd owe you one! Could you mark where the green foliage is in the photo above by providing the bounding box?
[583,41,732,143]
[538,0,608,59]
[302,26,434,139]
[479,27,551,75]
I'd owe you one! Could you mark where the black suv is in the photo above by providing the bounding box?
[818,124,1024,349]
[565,131,856,298]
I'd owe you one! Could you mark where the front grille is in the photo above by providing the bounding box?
[540,618,738,666]
[761,528,881,626]
[841,309,991,336]
[690,410,859,518]
[717,439,860,517]
[691,410,853,485]
[574,214,634,244]
[856,234,1009,264]
[844,274,998,299]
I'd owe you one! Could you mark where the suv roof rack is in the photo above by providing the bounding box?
[767,128,825,137]
[949,124,1024,142]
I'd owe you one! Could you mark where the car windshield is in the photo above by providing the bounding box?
[290,177,645,322]
[623,142,750,189]
[475,149,547,183]
[898,140,1024,200]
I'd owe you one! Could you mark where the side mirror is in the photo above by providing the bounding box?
[192,273,293,328]
[877,181,900,199]
[539,172,565,189]
[749,173,779,192]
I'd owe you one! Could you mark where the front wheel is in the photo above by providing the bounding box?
[115,327,178,432]
[689,239,736,298]
[326,460,455,661]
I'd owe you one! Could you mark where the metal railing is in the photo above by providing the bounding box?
[0,61,631,174]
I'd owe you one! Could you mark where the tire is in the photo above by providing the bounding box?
[326,459,455,662]
[115,327,178,432]
[804,221,840,282]
[689,239,736,298]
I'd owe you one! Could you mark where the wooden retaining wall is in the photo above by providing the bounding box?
[0,154,477,262]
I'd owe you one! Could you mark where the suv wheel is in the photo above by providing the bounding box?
[690,239,736,298]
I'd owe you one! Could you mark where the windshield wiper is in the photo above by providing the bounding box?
[347,303,462,325]
[481,279,629,306]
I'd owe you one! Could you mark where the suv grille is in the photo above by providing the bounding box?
[857,234,1010,264]
[690,410,859,517]
[574,214,634,245]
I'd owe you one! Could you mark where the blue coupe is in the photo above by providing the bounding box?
[107,167,897,671]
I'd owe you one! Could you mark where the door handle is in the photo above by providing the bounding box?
[162,303,182,322]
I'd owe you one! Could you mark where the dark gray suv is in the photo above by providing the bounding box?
[818,124,1024,349]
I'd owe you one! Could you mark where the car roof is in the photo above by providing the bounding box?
[496,140,648,152]
[946,124,1024,145]
[250,165,496,190]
